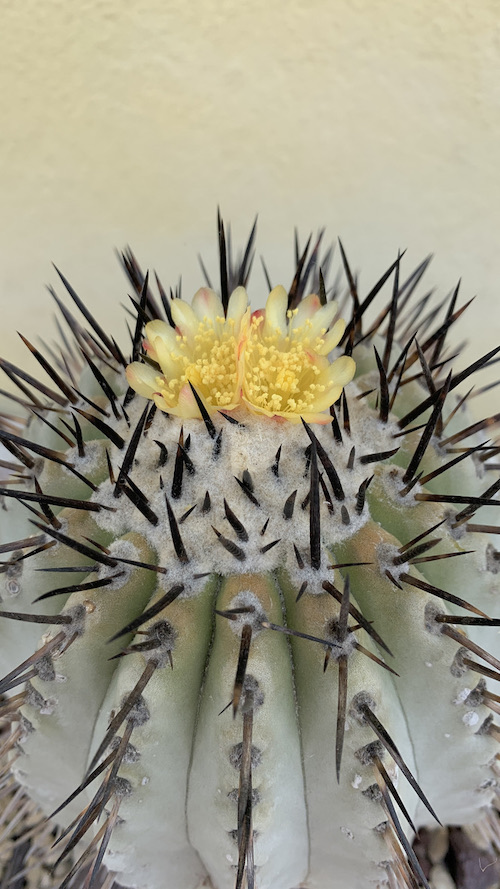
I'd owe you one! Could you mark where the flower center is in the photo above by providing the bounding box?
[157,317,240,408]
[244,313,329,414]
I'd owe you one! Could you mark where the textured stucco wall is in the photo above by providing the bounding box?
[0,0,499,408]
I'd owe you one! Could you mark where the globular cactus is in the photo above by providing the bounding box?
[0,221,500,889]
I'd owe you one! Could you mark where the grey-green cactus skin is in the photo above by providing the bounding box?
[0,233,499,889]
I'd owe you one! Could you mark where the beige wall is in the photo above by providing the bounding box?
[0,0,499,410]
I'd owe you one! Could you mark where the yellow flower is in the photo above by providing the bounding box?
[241,286,356,423]
[126,284,355,424]
[125,286,249,417]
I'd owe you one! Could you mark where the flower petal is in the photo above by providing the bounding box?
[326,355,357,388]
[317,318,346,355]
[152,335,181,378]
[262,285,288,337]
[290,293,321,330]
[171,299,199,337]
[144,320,178,363]
[125,362,161,398]
[305,301,340,340]
[227,286,250,326]
[191,287,224,323]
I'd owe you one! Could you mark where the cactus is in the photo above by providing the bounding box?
[0,221,499,889]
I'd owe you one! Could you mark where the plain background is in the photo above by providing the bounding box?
[0,0,499,415]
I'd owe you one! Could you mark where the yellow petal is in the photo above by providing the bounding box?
[227,286,250,325]
[144,320,178,363]
[263,285,288,337]
[317,318,346,355]
[191,287,224,323]
[152,335,181,378]
[290,293,321,330]
[125,362,160,398]
[326,355,357,388]
[305,301,340,340]
[171,299,199,337]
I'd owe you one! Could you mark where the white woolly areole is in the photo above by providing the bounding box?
[91,385,390,585]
